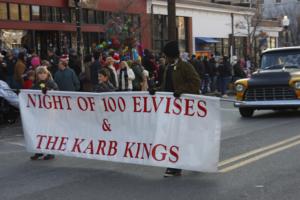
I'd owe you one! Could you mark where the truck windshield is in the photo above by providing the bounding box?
[261,50,300,70]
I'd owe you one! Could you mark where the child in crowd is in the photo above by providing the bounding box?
[23,70,35,89]
[94,68,116,93]
[30,66,59,160]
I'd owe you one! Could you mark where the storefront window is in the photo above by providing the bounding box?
[88,10,95,24]
[31,5,40,21]
[9,3,19,20]
[82,9,88,24]
[41,6,52,22]
[21,5,30,21]
[52,7,61,22]
[61,8,70,23]
[177,17,186,52]
[96,11,104,24]
[0,3,8,20]
[270,37,276,48]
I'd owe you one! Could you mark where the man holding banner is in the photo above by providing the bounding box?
[159,41,201,177]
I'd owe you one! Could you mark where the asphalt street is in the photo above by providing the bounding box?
[1,99,300,200]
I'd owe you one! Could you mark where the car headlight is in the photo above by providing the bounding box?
[235,84,245,92]
[295,82,300,89]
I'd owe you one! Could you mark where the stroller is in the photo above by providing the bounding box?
[0,80,19,124]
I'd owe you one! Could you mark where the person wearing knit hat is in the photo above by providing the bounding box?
[151,40,201,177]
[163,40,180,58]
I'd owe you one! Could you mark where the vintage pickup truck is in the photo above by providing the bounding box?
[234,46,300,117]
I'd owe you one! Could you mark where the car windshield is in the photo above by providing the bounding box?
[261,50,300,70]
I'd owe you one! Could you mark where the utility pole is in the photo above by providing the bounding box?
[167,0,177,42]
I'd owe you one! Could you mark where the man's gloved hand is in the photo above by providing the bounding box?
[42,87,48,95]
[173,91,181,98]
[149,88,156,95]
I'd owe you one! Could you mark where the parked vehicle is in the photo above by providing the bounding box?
[234,46,300,117]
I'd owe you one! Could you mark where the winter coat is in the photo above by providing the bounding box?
[161,59,200,94]
[94,81,116,93]
[69,55,82,76]
[218,61,232,77]
[54,67,80,91]
[90,60,101,85]
[13,60,26,86]
[32,80,59,91]
[118,67,135,91]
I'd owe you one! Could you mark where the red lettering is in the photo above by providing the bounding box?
[57,137,69,151]
[43,95,52,109]
[197,100,207,117]
[152,96,164,112]
[71,138,85,153]
[96,140,106,155]
[143,97,152,113]
[118,97,126,112]
[169,146,179,163]
[124,142,135,158]
[87,97,95,111]
[45,136,59,150]
[83,140,94,154]
[141,143,152,159]
[172,98,182,115]
[152,144,167,161]
[133,97,142,112]
[52,96,63,110]
[27,94,36,108]
[62,96,72,110]
[184,99,195,116]
[135,143,141,158]
[77,97,89,111]
[36,135,47,149]
[108,141,118,156]
[108,97,117,112]
[164,97,172,114]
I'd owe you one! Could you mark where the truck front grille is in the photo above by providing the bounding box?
[244,87,297,101]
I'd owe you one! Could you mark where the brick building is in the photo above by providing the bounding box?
[0,0,151,58]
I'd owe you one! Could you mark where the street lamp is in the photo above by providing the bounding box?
[282,15,290,47]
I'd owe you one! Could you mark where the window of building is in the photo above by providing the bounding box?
[275,0,281,3]
[52,7,61,22]
[96,11,104,24]
[9,3,19,20]
[31,5,40,21]
[88,10,95,24]
[61,8,70,23]
[82,9,88,23]
[20,5,30,21]
[41,6,52,22]
[0,3,8,20]
[70,8,76,23]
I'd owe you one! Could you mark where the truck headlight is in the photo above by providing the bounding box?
[295,82,300,90]
[235,84,245,92]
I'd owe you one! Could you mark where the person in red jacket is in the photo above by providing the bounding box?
[22,70,35,89]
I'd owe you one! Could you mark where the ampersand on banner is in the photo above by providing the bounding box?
[102,119,112,132]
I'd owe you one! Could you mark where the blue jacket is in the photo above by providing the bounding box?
[54,67,80,91]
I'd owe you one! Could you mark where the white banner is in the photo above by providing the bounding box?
[19,90,221,172]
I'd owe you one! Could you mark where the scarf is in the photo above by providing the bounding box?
[119,68,129,91]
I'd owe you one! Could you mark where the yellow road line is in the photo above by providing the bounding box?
[219,139,300,173]
[218,135,300,167]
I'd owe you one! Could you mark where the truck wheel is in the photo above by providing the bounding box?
[239,108,254,118]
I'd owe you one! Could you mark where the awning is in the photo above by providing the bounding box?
[195,37,220,44]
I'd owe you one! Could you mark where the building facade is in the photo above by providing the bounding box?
[0,0,151,58]
[148,0,281,61]
[262,0,300,46]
